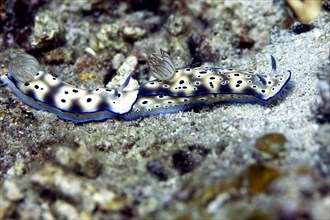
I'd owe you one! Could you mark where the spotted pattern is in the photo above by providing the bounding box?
[140,67,291,101]
[0,51,291,122]
[124,92,263,120]
[4,71,139,115]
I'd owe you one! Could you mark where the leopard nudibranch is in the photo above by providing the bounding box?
[0,50,291,122]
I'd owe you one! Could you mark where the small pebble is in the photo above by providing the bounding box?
[245,163,281,195]
[122,26,147,40]
[255,133,286,157]
[3,180,24,201]
[146,159,169,181]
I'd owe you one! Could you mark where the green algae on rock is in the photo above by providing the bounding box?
[91,23,128,53]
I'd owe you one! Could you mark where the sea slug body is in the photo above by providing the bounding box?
[0,50,291,122]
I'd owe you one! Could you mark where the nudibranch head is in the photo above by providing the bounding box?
[148,48,176,81]
[8,51,40,83]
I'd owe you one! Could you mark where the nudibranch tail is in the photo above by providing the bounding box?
[1,50,291,122]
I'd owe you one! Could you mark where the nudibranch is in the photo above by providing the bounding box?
[0,50,291,122]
